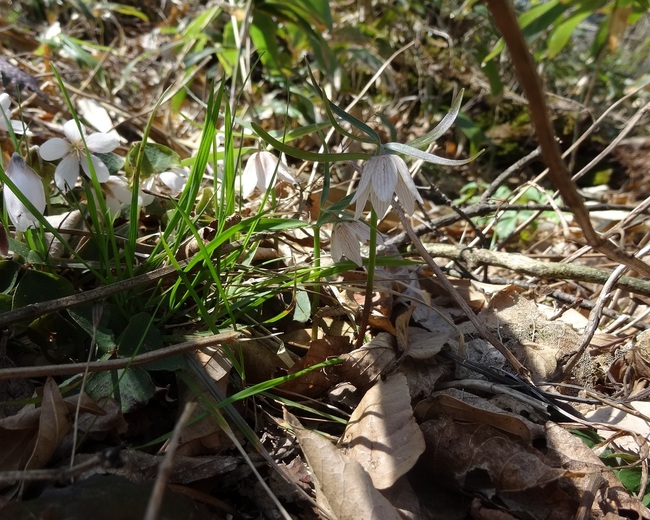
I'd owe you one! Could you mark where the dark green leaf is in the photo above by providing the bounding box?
[86,367,155,413]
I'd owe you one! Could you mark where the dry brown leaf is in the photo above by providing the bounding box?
[394,305,414,353]
[285,410,401,520]
[25,378,71,471]
[279,335,351,397]
[414,389,543,446]
[405,326,448,360]
[339,372,424,490]
[0,387,108,477]
[544,422,650,519]
[420,416,565,493]
[336,332,396,389]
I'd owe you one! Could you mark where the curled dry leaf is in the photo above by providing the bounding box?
[339,372,425,490]
[285,410,401,520]
[420,416,565,493]
[336,332,396,389]
[544,422,650,519]
[414,388,545,446]
[25,378,71,472]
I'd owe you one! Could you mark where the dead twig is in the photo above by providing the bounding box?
[422,243,650,298]
[0,332,241,381]
[144,402,197,520]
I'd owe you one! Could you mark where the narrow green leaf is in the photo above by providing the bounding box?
[406,90,464,149]
[251,123,370,161]
[383,142,482,166]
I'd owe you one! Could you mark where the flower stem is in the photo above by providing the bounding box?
[354,207,378,349]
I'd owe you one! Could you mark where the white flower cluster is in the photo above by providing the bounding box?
[1,91,190,234]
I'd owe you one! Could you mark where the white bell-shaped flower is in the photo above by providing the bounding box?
[240,151,297,199]
[4,153,46,232]
[330,219,373,266]
[351,154,423,220]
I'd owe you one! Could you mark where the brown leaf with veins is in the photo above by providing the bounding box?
[340,372,425,490]
[420,416,565,493]
[24,378,71,472]
[336,332,396,389]
[285,410,401,520]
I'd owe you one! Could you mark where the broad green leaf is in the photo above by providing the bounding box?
[86,367,155,413]
[249,11,288,75]
[68,306,119,355]
[13,270,74,308]
[124,142,182,178]
[547,11,591,58]
[94,152,125,175]
[117,312,162,357]
[293,288,311,323]
[28,313,86,362]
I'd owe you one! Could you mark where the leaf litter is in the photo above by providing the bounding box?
[2,2,650,519]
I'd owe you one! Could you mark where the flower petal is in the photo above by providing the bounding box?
[39,137,70,161]
[352,183,371,220]
[370,190,391,220]
[55,155,80,191]
[159,170,187,195]
[10,120,27,135]
[0,93,11,112]
[63,120,84,143]
[86,132,119,153]
[5,154,46,231]
[369,156,397,202]
[80,154,111,183]
[335,223,364,266]
[240,155,260,199]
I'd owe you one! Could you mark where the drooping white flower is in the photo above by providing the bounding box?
[330,219,373,266]
[0,93,27,135]
[141,167,189,205]
[3,153,46,232]
[39,119,120,192]
[351,154,422,220]
[240,151,297,199]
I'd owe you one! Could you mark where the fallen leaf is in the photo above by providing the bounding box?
[419,416,565,494]
[340,372,425,490]
[336,332,396,389]
[414,389,544,446]
[285,410,401,520]
[25,378,71,472]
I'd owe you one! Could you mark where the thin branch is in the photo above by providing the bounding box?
[0,332,241,381]
[421,243,650,298]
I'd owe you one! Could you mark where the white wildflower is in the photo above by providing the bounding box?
[39,119,119,192]
[0,93,27,135]
[351,154,422,220]
[141,167,188,205]
[240,151,297,199]
[3,153,46,232]
[102,176,139,216]
[331,219,373,266]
